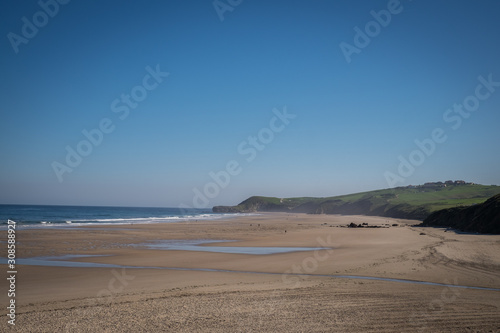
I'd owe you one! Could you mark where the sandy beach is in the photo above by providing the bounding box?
[2,213,499,332]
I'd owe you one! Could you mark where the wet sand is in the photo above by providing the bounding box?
[1,213,499,332]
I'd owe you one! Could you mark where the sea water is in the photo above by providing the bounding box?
[0,204,245,228]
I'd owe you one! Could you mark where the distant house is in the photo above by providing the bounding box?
[405,180,470,189]
[423,182,444,188]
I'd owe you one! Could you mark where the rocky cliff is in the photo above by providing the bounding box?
[421,193,500,234]
[212,183,500,222]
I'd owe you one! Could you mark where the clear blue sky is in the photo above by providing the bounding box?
[1,0,499,207]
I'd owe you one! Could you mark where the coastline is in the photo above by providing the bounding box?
[2,213,499,332]
[0,205,256,229]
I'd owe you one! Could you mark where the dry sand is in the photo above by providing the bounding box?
[1,213,499,332]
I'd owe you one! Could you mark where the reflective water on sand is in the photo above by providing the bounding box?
[136,239,329,255]
[5,255,500,292]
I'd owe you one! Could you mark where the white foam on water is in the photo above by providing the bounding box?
[5,213,259,229]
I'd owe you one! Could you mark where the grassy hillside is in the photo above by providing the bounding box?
[213,183,500,220]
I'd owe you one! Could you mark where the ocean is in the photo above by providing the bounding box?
[0,204,241,228]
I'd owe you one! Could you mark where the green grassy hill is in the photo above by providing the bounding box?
[213,183,500,220]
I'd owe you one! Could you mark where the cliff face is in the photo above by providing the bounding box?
[421,194,500,234]
[213,196,291,213]
[213,196,431,220]
[213,184,500,222]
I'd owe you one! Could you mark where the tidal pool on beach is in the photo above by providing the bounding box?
[4,255,500,292]
[135,239,330,255]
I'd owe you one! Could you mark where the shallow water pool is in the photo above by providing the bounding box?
[136,239,329,255]
[3,255,499,292]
